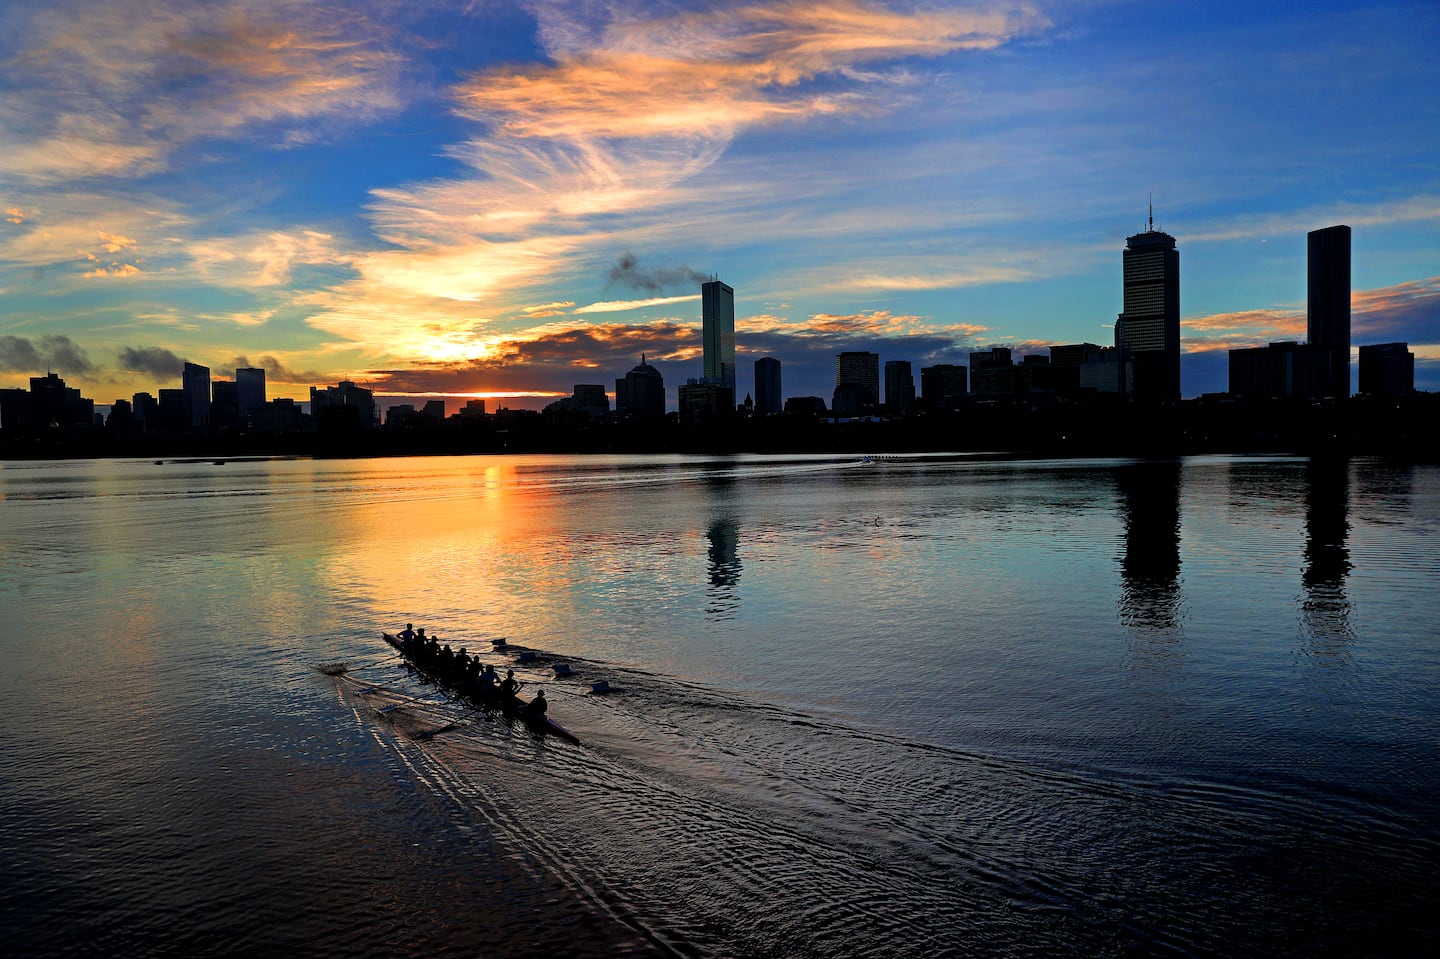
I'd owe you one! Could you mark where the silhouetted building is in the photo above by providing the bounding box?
[679,381,735,423]
[1015,354,1056,394]
[1078,345,1128,394]
[969,347,1014,395]
[784,396,828,415]
[131,391,158,432]
[253,397,309,433]
[1228,341,1329,400]
[1308,225,1351,399]
[754,357,782,416]
[1358,342,1414,396]
[615,354,666,418]
[182,362,210,429]
[702,278,736,389]
[18,373,95,430]
[460,398,489,418]
[157,389,187,433]
[1049,343,1103,393]
[1116,208,1180,403]
[545,385,608,418]
[210,379,239,430]
[884,360,915,415]
[920,363,967,410]
[106,398,135,433]
[0,388,30,431]
[571,385,609,413]
[236,367,266,415]
[833,351,879,416]
[311,380,377,430]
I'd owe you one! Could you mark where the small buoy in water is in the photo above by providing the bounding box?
[591,679,611,694]
[516,651,537,664]
[553,663,572,677]
[490,637,507,647]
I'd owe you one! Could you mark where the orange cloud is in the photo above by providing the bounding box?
[330,0,1044,359]
[460,2,1044,141]
[83,263,142,278]
[188,228,347,288]
[1353,275,1440,335]
[523,300,576,317]
[575,294,701,314]
[1184,307,1306,350]
[1182,277,1440,353]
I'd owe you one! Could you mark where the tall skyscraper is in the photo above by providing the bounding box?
[236,367,266,414]
[754,357,782,416]
[1116,205,1180,403]
[1308,224,1351,399]
[884,360,915,415]
[182,361,210,429]
[833,351,879,416]
[701,278,736,389]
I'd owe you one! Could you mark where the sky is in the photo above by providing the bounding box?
[1,0,1437,412]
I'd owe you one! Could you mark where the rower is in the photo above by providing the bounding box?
[477,665,498,690]
[398,623,416,643]
[528,689,548,717]
[499,670,520,698]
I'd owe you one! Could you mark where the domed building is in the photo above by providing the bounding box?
[615,354,666,418]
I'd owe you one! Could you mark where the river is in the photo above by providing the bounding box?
[2,453,1437,957]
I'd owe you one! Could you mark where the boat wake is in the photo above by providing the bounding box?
[332,651,1439,959]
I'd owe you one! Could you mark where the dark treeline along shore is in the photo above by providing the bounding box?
[2,391,1436,462]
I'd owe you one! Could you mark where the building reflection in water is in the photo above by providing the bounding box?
[703,472,742,621]
[1301,457,1353,650]
[1116,460,1184,633]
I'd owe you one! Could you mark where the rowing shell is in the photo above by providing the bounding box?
[381,632,580,744]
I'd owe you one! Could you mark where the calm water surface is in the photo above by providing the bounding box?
[2,453,1437,957]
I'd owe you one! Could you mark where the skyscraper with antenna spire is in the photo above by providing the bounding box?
[1115,199,1180,403]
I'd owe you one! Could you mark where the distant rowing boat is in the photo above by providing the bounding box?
[381,632,579,744]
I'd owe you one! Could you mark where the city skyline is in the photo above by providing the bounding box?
[2,0,1437,410]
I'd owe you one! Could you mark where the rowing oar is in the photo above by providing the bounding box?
[315,651,402,677]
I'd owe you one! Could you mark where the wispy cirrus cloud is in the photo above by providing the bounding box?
[326,1,1047,362]
[0,0,405,186]
[522,301,576,318]
[188,229,350,288]
[1185,195,1440,244]
[575,294,701,314]
[0,193,189,275]
[490,0,1045,141]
